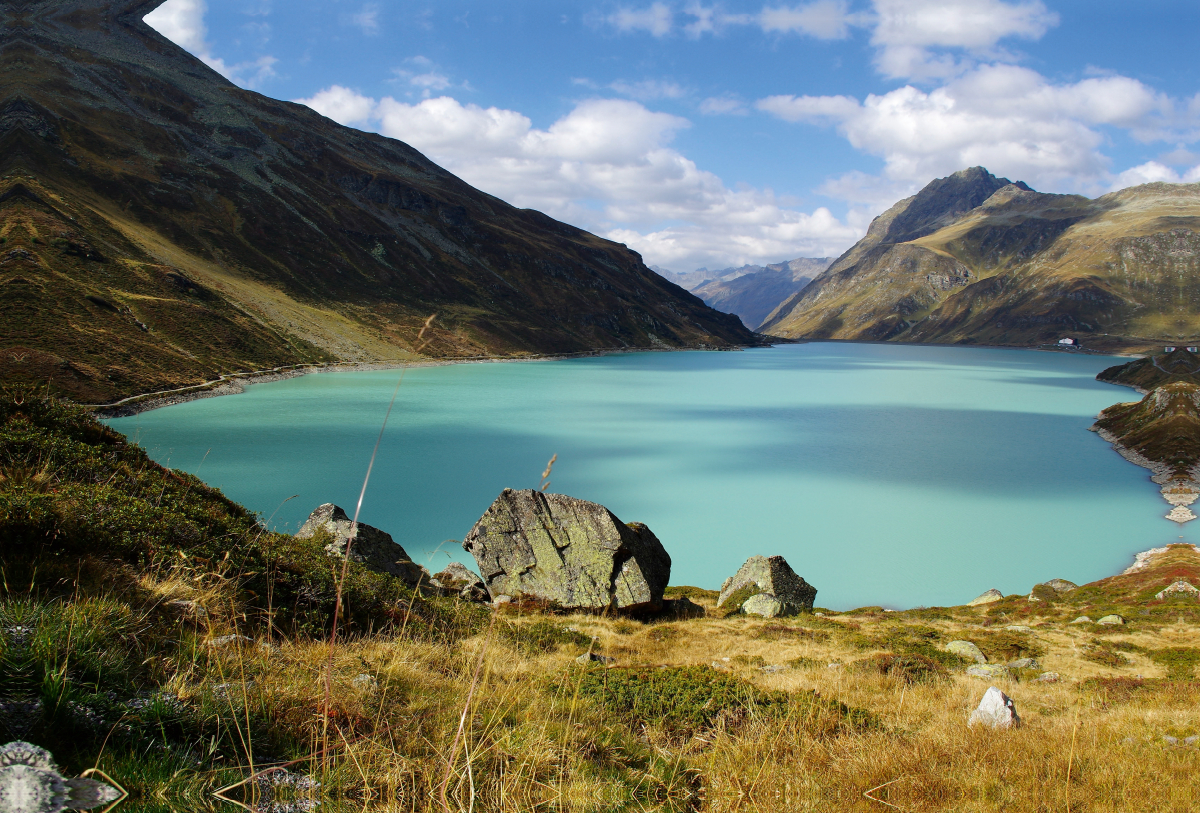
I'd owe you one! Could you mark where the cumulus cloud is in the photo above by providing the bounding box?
[759,1,857,39]
[145,0,277,88]
[1112,161,1200,190]
[348,4,381,35]
[608,1,859,40]
[699,95,749,115]
[294,89,862,269]
[869,0,1059,79]
[758,64,1179,203]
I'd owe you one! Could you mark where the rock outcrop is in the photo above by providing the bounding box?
[433,562,490,602]
[968,589,1004,606]
[297,504,429,586]
[1028,579,1077,602]
[462,489,671,613]
[716,555,817,616]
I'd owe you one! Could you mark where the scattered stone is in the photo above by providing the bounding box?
[1155,580,1200,600]
[1004,625,1035,633]
[351,674,378,693]
[716,555,817,616]
[760,664,786,674]
[576,652,616,666]
[968,589,1004,606]
[827,662,844,671]
[462,489,671,613]
[946,640,987,663]
[1008,658,1040,670]
[741,593,787,618]
[1070,616,1092,624]
[207,634,252,649]
[967,664,1012,680]
[711,661,729,671]
[1028,579,1078,602]
[1033,672,1060,683]
[1163,735,1180,746]
[297,504,429,586]
[1097,614,1126,626]
[433,562,491,602]
[814,612,826,617]
[968,687,1020,729]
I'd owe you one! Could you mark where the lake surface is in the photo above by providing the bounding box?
[107,343,1193,610]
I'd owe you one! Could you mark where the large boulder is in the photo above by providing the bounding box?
[297,504,429,586]
[462,489,671,612]
[1028,579,1077,602]
[716,555,817,616]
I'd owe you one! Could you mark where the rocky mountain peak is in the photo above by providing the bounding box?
[881,167,1033,246]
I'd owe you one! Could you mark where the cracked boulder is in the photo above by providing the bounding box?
[716,555,817,616]
[297,504,430,586]
[462,489,671,613]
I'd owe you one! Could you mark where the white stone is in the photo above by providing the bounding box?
[1070,616,1092,624]
[968,687,1020,729]
[1097,614,1126,626]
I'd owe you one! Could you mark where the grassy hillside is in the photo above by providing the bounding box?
[4,389,1200,811]
[762,168,1200,351]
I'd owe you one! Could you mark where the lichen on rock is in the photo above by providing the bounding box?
[716,555,817,616]
[462,489,671,613]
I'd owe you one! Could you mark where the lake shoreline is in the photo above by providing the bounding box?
[93,338,1140,418]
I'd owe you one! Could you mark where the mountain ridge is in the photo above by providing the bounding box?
[761,167,1200,350]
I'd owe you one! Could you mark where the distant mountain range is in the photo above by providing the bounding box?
[760,167,1200,351]
[0,0,753,403]
[657,258,832,331]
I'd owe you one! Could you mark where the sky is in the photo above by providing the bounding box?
[143,0,1200,274]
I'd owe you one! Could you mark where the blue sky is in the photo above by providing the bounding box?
[144,0,1200,272]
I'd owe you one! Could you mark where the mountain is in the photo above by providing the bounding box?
[690,258,831,330]
[0,0,753,403]
[760,167,1200,350]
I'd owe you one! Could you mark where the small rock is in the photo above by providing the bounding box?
[434,562,491,602]
[207,634,252,649]
[717,555,817,615]
[351,674,378,692]
[946,640,987,664]
[711,661,730,671]
[576,652,615,665]
[827,662,844,671]
[298,504,429,585]
[1070,616,1092,624]
[1097,614,1126,626]
[1008,658,1040,670]
[968,589,1004,606]
[1033,671,1060,683]
[814,612,825,617]
[967,664,1012,680]
[760,664,786,674]
[1028,579,1077,602]
[1163,735,1179,746]
[742,593,787,618]
[1004,625,1035,633]
[1155,580,1200,600]
[968,687,1020,729]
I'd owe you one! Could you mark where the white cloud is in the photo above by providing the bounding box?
[295,85,378,126]
[759,1,856,39]
[295,88,863,269]
[608,3,674,37]
[870,0,1059,79]
[758,64,1177,201]
[699,95,749,115]
[609,79,687,101]
[349,4,381,35]
[1113,161,1200,190]
[145,0,277,89]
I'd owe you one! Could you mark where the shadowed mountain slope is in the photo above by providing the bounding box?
[0,0,753,402]
[761,167,1200,351]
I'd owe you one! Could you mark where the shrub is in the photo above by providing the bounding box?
[858,653,949,685]
[1149,647,1200,680]
[1083,646,1130,668]
[498,619,592,654]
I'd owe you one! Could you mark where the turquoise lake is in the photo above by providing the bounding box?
[106,343,1195,610]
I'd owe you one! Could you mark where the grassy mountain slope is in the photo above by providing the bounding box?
[0,0,753,402]
[762,167,1200,350]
